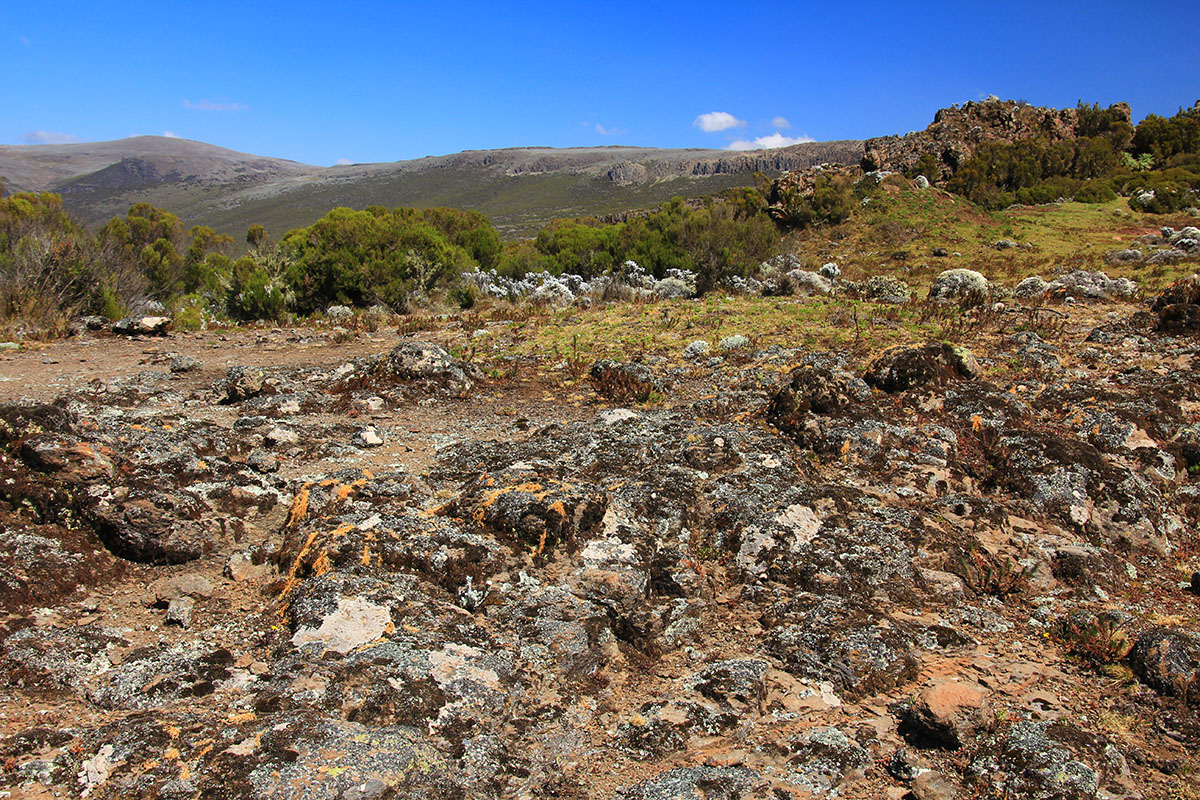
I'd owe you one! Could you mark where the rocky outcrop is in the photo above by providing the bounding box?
[861,98,1132,181]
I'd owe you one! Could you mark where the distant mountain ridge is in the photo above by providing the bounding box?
[0,136,863,238]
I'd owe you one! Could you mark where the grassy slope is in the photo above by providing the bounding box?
[783,184,1198,293]
[428,186,1198,390]
[65,168,765,240]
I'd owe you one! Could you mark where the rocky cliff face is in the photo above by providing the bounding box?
[861,98,1132,180]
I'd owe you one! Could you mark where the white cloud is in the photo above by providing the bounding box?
[594,123,625,136]
[162,130,180,138]
[693,111,746,132]
[726,132,816,151]
[771,116,791,129]
[334,158,353,166]
[22,130,82,145]
[183,98,250,112]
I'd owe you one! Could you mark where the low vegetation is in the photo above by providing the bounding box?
[1,101,1198,338]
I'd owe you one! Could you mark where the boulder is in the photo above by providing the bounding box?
[218,366,267,403]
[1013,275,1051,299]
[901,680,992,749]
[863,342,981,393]
[376,340,478,395]
[785,269,832,295]
[1151,275,1200,333]
[1045,270,1138,301]
[1130,628,1200,704]
[929,268,989,300]
[1103,248,1143,265]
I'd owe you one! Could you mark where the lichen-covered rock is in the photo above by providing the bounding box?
[967,721,1113,800]
[219,366,268,403]
[785,726,870,792]
[863,342,980,393]
[1103,248,1143,264]
[929,268,989,300]
[1130,628,1200,704]
[1014,275,1051,299]
[1045,270,1139,301]
[614,766,762,800]
[375,340,478,396]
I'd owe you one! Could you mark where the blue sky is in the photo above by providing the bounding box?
[3,1,1197,166]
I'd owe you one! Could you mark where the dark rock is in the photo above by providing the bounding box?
[219,366,268,403]
[785,726,870,792]
[1130,628,1200,704]
[769,365,870,423]
[614,765,761,800]
[1104,248,1144,264]
[765,597,922,698]
[247,447,279,473]
[685,659,769,711]
[374,340,478,396]
[0,403,74,446]
[968,720,1106,800]
[885,747,930,781]
[863,342,980,393]
[1152,275,1200,333]
[168,354,202,373]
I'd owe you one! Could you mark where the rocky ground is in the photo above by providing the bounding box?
[1,279,1199,799]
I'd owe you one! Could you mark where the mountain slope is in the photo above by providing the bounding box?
[0,137,863,238]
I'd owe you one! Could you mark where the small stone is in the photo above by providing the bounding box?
[220,366,266,402]
[600,408,638,425]
[911,770,957,800]
[225,552,270,582]
[353,427,384,448]
[169,355,202,373]
[264,426,299,447]
[249,660,270,676]
[152,573,215,604]
[166,596,195,628]
[113,316,171,336]
[340,778,390,800]
[247,448,278,473]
